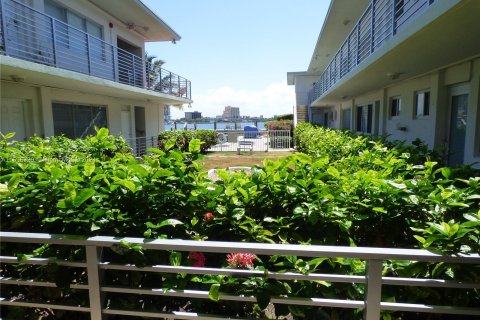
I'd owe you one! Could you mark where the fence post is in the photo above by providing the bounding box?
[86,245,103,320]
[364,259,382,320]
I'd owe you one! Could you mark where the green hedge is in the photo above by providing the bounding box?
[1,127,479,319]
[158,129,218,153]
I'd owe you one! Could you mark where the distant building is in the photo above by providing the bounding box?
[185,111,202,120]
[222,106,240,120]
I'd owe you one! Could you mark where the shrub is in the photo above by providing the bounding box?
[158,130,218,153]
[1,127,479,319]
[264,120,293,131]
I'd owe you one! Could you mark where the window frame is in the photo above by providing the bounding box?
[52,102,108,139]
[414,90,430,118]
[356,104,373,134]
[389,96,401,119]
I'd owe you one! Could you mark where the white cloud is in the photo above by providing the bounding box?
[171,80,295,119]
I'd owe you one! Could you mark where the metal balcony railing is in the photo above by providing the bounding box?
[0,0,191,100]
[309,0,435,104]
[1,231,479,319]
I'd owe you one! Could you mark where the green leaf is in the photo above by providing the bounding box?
[208,283,220,301]
[64,181,76,202]
[189,139,201,153]
[373,207,387,213]
[387,181,407,189]
[164,139,177,151]
[169,251,182,266]
[84,161,95,177]
[153,169,175,178]
[146,219,183,229]
[119,179,136,193]
[441,167,452,179]
[73,188,96,207]
[413,235,425,244]
[96,127,109,140]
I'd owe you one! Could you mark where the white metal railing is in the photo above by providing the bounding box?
[1,231,479,319]
[0,0,191,100]
[309,0,435,103]
[205,130,292,152]
[125,136,159,157]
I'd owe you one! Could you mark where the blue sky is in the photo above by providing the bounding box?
[143,0,329,118]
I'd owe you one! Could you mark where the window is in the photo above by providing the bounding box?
[45,0,103,39]
[390,96,401,118]
[415,91,430,117]
[356,104,373,133]
[53,103,107,138]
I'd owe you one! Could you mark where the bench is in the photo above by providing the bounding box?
[237,140,253,154]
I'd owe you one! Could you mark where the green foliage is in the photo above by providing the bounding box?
[264,120,293,131]
[1,126,479,319]
[158,130,218,153]
[276,113,294,121]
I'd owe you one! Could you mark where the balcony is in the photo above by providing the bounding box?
[0,0,191,100]
[309,0,435,104]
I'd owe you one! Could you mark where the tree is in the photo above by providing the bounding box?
[145,52,165,90]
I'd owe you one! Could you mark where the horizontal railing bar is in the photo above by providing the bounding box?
[0,297,91,312]
[102,287,256,302]
[381,301,480,316]
[100,262,365,283]
[382,276,480,289]
[1,232,478,263]
[103,308,251,320]
[0,255,86,267]
[101,286,365,309]
[98,263,480,289]
[0,277,88,290]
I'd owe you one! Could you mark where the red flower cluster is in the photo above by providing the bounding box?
[187,252,206,267]
[204,212,214,221]
[226,253,257,269]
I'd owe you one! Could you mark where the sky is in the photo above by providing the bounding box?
[143,0,330,119]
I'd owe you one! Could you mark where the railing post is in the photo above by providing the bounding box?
[132,54,136,86]
[365,259,382,320]
[169,71,172,94]
[86,245,103,320]
[48,18,57,66]
[86,34,92,75]
[392,0,397,35]
[371,1,375,54]
[112,47,117,81]
[177,75,180,96]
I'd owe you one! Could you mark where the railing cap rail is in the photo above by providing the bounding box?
[1,232,478,264]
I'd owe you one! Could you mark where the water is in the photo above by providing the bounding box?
[164,121,266,131]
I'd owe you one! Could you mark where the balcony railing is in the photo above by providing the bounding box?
[1,231,479,319]
[0,0,191,100]
[309,0,435,104]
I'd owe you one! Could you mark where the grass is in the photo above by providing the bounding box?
[198,151,293,170]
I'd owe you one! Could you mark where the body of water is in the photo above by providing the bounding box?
[164,121,266,131]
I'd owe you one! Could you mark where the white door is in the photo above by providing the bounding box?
[120,110,133,150]
[1,99,27,141]
[120,110,132,139]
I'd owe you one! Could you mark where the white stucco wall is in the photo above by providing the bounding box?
[0,80,164,140]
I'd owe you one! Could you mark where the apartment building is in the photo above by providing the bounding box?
[222,106,240,120]
[0,0,192,143]
[288,0,480,166]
